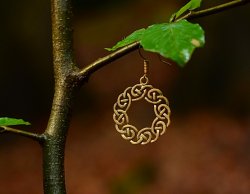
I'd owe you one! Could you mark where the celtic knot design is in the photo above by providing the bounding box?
[113,76,171,145]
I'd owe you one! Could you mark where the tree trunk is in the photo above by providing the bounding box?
[43,0,77,192]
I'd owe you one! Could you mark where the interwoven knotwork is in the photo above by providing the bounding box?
[113,77,171,145]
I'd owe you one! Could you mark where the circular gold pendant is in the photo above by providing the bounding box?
[113,75,171,145]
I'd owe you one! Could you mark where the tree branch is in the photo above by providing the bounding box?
[77,0,250,81]
[78,42,140,81]
[0,126,45,142]
[177,0,250,21]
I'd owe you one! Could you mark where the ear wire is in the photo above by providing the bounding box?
[138,46,172,66]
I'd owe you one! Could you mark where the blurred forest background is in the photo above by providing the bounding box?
[0,0,250,193]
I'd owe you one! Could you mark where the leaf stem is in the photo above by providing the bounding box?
[177,0,250,21]
[0,126,45,142]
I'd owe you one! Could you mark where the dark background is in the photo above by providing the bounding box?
[0,0,250,193]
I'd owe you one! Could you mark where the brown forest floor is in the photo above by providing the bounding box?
[0,109,250,194]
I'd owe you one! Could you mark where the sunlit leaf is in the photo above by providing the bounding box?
[106,20,205,66]
[141,20,205,66]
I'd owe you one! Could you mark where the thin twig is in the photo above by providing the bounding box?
[0,126,45,142]
[77,0,250,80]
[177,0,250,21]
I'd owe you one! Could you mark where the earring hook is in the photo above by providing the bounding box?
[139,46,172,66]
[138,46,149,62]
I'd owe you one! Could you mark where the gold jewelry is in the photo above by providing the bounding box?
[113,60,171,145]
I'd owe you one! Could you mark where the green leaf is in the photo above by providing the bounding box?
[189,0,202,10]
[170,0,202,22]
[106,20,205,66]
[106,28,145,51]
[141,20,205,66]
[0,117,31,126]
